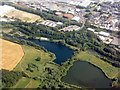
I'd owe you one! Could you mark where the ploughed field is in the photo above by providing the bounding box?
[5,9,43,22]
[1,39,24,71]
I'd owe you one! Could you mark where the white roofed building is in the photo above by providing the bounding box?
[72,16,80,22]
[66,0,94,7]
[87,28,95,32]
[0,5,15,17]
[0,18,15,22]
[57,22,63,25]
[98,31,110,37]
[99,36,106,41]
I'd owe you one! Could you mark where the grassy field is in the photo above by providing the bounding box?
[5,9,43,22]
[12,77,41,88]
[25,79,41,88]
[12,45,55,88]
[12,77,30,88]
[14,45,55,77]
[1,39,24,71]
[6,40,119,88]
[72,51,119,79]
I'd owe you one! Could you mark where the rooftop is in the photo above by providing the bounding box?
[63,14,74,19]
[60,25,81,32]
[0,5,15,17]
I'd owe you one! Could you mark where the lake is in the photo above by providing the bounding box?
[28,39,74,64]
[62,61,112,88]
[6,36,112,88]
[5,35,74,64]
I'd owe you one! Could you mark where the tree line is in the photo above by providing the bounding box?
[2,69,28,88]
[2,2,120,67]
[2,20,120,67]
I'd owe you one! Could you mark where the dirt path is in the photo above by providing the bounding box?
[24,79,32,88]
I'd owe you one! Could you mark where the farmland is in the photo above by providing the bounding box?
[1,39,24,71]
[5,9,43,22]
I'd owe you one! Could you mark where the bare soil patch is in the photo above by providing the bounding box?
[5,9,43,22]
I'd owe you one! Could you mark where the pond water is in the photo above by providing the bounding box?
[28,39,74,64]
[6,36,112,88]
[62,61,112,88]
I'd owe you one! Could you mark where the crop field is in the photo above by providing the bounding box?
[1,39,24,71]
[5,9,43,22]
[72,51,119,79]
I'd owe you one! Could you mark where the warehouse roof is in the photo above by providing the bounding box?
[99,31,110,37]
[72,16,80,22]
[0,5,15,16]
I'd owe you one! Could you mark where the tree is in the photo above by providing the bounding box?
[58,40,65,45]
[3,15,8,18]
[2,69,25,87]
[35,57,41,61]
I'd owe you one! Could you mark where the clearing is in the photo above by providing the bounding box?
[5,9,43,22]
[1,39,24,71]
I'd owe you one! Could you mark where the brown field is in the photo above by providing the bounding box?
[1,39,24,71]
[5,9,43,22]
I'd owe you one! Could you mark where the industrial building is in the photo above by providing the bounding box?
[72,16,80,22]
[0,18,15,22]
[110,37,120,46]
[67,0,95,7]
[87,28,95,32]
[98,31,110,37]
[40,20,63,27]
[0,5,15,17]
[60,25,81,32]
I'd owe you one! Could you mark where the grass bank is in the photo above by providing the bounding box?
[72,51,119,79]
